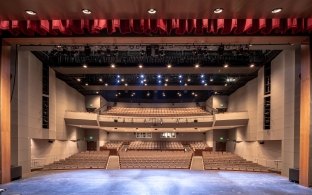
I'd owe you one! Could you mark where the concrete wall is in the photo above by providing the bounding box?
[13,51,86,176]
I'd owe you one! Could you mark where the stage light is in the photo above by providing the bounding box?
[224,64,229,68]
[272,8,282,14]
[157,75,162,79]
[82,9,92,15]
[105,83,108,86]
[195,64,200,68]
[25,10,37,15]
[179,75,183,79]
[111,64,116,68]
[96,91,99,94]
[121,78,125,82]
[148,8,157,15]
[167,64,172,68]
[250,63,255,68]
[117,75,121,78]
[85,83,88,86]
[139,64,143,68]
[99,78,103,82]
[200,74,205,78]
[82,64,88,68]
[140,74,145,78]
[77,78,81,82]
[210,78,214,82]
[187,78,191,82]
[214,8,223,14]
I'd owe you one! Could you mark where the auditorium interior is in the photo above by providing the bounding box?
[0,0,312,194]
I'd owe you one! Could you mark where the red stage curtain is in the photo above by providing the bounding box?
[0,18,311,36]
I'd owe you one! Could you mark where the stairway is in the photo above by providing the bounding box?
[190,156,204,170]
[106,155,120,169]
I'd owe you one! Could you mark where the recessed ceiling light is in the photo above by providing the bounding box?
[224,64,229,68]
[82,9,92,15]
[167,64,172,68]
[250,63,255,68]
[214,8,223,14]
[77,78,81,82]
[82,64,88,68]
[147,8,157,15]
[111,64,116,68]
[25,10,37,16]
[272,8,282,14]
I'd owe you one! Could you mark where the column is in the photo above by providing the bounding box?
[0,41,11,183]
[299,39,312,187]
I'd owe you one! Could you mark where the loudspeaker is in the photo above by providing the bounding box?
[289,168,299,183]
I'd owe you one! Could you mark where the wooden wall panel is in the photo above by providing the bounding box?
[0,44,11,183]
[299,44,312,187]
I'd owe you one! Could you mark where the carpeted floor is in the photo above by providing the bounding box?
[0,169,311,195]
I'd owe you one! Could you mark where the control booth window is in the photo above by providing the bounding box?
[160,132,176,138]
[136,132,152,138]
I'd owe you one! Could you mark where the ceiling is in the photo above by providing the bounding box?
[32,43,281,103]
[0,0,311,20]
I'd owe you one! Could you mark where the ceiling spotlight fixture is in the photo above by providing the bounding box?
[125,83,128,86]
[82,9,92,15]
[224,64,229,68]
[184,83,188,86]
[25,10,37,16]
[167,64,172,68]
[165,78,169,82]
[157,75,162,79]
[77,78,81,82]
[187,78,191,82]
[204,83,208,86]
[139,64,143,68]
[214,91,218,94]
[195,64,200,68]
[85,83,89,86]
[250,63,255,68]
[105,83,108,86]
[144,83,147,86]
[214,8,223,14]
[82,64,88,68]
[99,78,103,82]
[164,83,168,86]
[121,78,125,82]
[147,8,157,15]
[210,78,214,82]
[96,91,99,94]
[111,64,116,68]
[272,8,282,14]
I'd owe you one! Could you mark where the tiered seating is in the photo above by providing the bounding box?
[44,151,110,170]
[128,141,184,150]
[101,141,123,150]
[202,151,268,172]
[119,151,193,169]
[189,141,209,150]
[104,107,209,117]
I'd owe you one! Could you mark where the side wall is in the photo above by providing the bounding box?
[227,50,299,177]
[13,51,86,176]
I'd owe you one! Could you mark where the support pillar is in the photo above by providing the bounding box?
[0,41,11,183]
[299,38,312,187]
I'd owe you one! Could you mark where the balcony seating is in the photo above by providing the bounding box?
[127,141,184,150]
[43,151,110,170]
[119,150,193,169]
[189,141,209,150]
[202,151,269,172]
[100,141,123,150]
[104,107,209,117]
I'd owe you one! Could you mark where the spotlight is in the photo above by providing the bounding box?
[82,9,92,15]
[167,64,172,68]
[111,64,116,68]
[139,64,143,68]
[179,75,183,79]
[82,64,88,68]
[157,75,162,79]
[224,64,229,68]
[214,8,223,14]
[121,78,125,82]
[25,10,37,15]
[187,78,191,82]
[184,83,188,86]
[96,91,99,94]
[200,74,205,78]
[210,78,214,82]
[272,8,282,14]
[140,74,145,78]
[77,78,81,82]
[85,83,88,86]
[204,83,207,86]
[195,64,200,68]
[250,63,255,68]
[165,78,169,82]
[105,83,108,86]
[125,83,128,86]
[99,78,103,82]
[147,8,157,15]
[117,75,121,78]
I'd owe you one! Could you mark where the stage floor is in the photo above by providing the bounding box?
[0,169,311,195]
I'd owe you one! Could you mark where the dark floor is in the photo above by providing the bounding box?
[0,169,312,195]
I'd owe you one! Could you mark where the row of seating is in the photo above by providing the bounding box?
[119,150,193,169]
[101,141,123,150]
[189,141,209,150]
[202,151,268,172]
[127,141,184,150]
[44,151,110,170]
[104,107,208,117]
